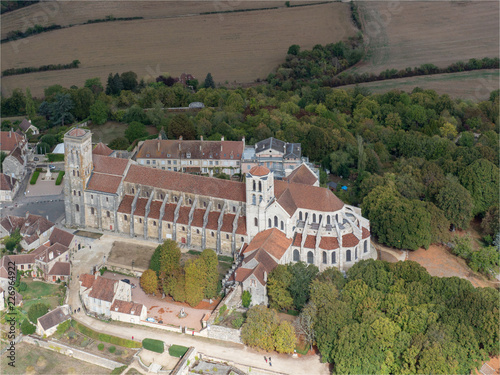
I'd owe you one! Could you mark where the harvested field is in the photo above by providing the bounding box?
[354,1,499,75]
[1,1,307,36]
[1,2,357,97]
[340,69,500,101]
[106,241,157,272]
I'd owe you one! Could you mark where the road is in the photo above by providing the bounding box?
[67,242,330,375]
[1,194,65,223]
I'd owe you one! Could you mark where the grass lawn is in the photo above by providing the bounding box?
[1,342,111,374]
[19,280,65,320]
[89,121,158,144]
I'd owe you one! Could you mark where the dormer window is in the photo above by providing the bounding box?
[146,154,150,157]
[187,152,191,158]
[167,154,171,157]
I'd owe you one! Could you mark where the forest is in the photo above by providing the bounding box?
[1,44,499,268]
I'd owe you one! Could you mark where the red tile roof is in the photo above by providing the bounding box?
[117,195,134,214]
[191,209,205,228]
[18,119,32,132]
[284,164,318,186]
[292,233,302,247]
[93,154,129,176]
[176,206,190,225]
[236,216,247,235]
[49,227,74,248]
[163,204,176,222]
[125,165,246,202]
[136,139,243,160]
[205,211,220,230]
[319,236,339,250]
[80,273,95,289]
[48,262,70,276]
[0,131,26,152]
[362,227,370,239]
[67,128,86,137]
[0,214,54,245]
[93,142,113,156]
[134,198,148,217]
[88,276,117,302]
[342,233,360,247]
[0,173,16,191]
[234,267,253,283]
[304,235,316,249]
[243,228,291,261]
[274,180,344,216]
[148,200,162,220]
[0,255,13,278]
[33,243,68,263]
[38,306,70,330]
[249,165,270,176]
[240,250,279,285]
[221,214,235,233]
[86,173,123,194]
[111,300,144,316]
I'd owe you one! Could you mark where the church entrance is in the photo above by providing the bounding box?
[181,237,186,244]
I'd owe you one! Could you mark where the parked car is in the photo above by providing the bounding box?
[49,165,56,170]
[121,279,131,285]
[146,317,156,323]
[131,283,136,289]
[34,157,39,161]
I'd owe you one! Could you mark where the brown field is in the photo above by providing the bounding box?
[1,2,357,97]
[340,69,500,101]
[1,1,310,36]
[353,1,499,75]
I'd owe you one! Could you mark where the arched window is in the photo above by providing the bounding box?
[218,203,221,210]
[293,249,300,261]
[259,195,263,203]
[253,180,256,191]
[274,216,278,227]
[78,191,81,197]
[77,171,80,177]
[189,199,192,205]
[146,192,150,197]
[307,251,314,264]
[346,250,351,262]
[73,190,76,196]
[319,214,322,223]
[336,214,339,222]
[175,197,178,202]
[211,231,214,237]
[132,188,135,194]
[252,194,256,205]
[327,216,331,225]
[153,221,156,226]
[313,213,316,223]
[241,236,244,242]
[258,181,262,192]
[73,170,75,176]
[75,204,79,212]
[106,211,110,217]
[322,251,327,264]
[364,240,368,253]
[355,247,358,260]
[124,215,127,221]
[268,219,272,228]
[280,221,284,230]
[332,252,336,264]
[254,217,258,227]
[299,211,303,221]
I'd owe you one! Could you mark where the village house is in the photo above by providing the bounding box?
[36,305,71,337]
[0,173,19,201]
[0,213,55,251]
[18,118,39,135]
[110,299,147,323]
[79,274,132,317]
[0,130,28,183]
[135,137,244,176]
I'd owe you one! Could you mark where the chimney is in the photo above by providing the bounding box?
[9,130,12,138]
[221,136,224,141]
[200,136,203,141]
[115,307,118,312]
[9,174,13,186]
[242,136,245,148]
[26,211,29,219]
[264,271,267,282]
[131,310,135,315]
[179,135,183,141]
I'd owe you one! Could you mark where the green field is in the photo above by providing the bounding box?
[20,280,65,315]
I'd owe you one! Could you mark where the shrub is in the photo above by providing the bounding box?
[111,365,128,375]
[168,344,189,357]
[98,343,104,351]
[219,304,227,315]
[142,338,164,353]
[232,316,244,329]
[55,171,65,185]
[21,319,36,335]
[30,170,40,185]
[76,322,141,348]
[109,346,116,353]
[47,153,65,162]
[18,282,27,292]
[242,290,251,308]
[56,320,71,335]
[28,303,49,323]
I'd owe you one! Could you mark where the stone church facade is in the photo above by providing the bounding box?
[64,128,373,276]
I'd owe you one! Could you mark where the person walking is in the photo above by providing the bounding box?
[264,356,267,363]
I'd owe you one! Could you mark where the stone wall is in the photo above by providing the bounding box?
[23,336,124,370]
[198,353,287,375]
[170,346,197,375]
[205,325,242,344]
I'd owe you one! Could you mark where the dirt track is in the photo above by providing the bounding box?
[1,2,357,96]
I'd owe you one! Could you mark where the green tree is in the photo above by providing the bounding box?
[288,262,318,310]
[89,100,109,125]
[436,175,474,229]
[50,93,75,126]
[481,205,499,237]
[56,320,71,335]
[267,265,293,310]
[28,303,49,324]
[241,306,279,351]
[287,44,300,55]
[120,71,138,91]
[168,114,196,140]
[39,134,57,148]
[71,87,94,120]
[460,159,499,215]
[108,137,129,150]
[84,77,104,95]
[140,269,158,295]
[158,240,182,278]
[203,73,215,89]
[21,318,36,335]
[124,121,148,143]
[242,290,251,308]
[468,246,499,275]
[200,249,218,299]
[184,257,207,307]
[25,88,36,120]
[273,321,297,353]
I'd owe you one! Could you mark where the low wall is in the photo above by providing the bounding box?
[23,336,124,370]
[205,325,242,344]
[207,285,241,325]
[138,320,183,334]
[170,346,197,375]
